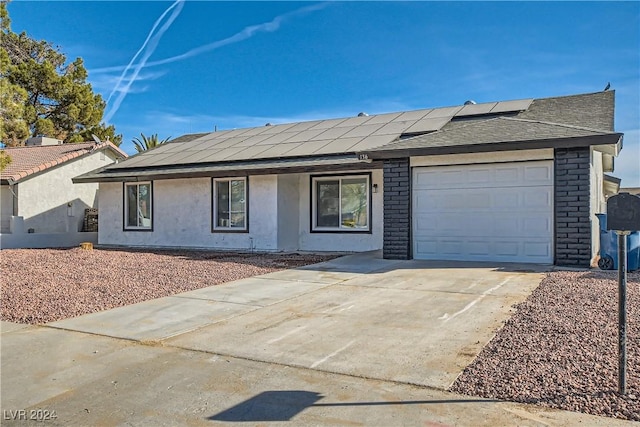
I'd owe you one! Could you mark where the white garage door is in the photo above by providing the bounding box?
[412,161,553,263]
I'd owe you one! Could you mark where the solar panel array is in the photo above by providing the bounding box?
[111,98,533,169]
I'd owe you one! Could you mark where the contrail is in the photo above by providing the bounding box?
[106,0,184,105]
[93,2,329,75]
[104,0,185,123]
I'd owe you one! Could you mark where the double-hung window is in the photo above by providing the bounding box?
[124,182,152,230]
[213,177,248,231]
[312,174,370,232]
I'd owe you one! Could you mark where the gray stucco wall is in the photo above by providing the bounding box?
[98,170,383,253]
[554,147,592,267]
[277,174,300,251]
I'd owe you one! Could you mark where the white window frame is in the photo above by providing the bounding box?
[213,177,248,232]
[311,174,371,232]
[124,182,153,230]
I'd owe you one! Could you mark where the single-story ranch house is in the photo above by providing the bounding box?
[75,90,623,267]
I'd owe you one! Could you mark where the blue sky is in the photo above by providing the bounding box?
[6,1,640,186]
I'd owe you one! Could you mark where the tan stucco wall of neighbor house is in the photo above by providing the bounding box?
[9,150,118,234]
[0,185,14,232]
[98,168,384,253]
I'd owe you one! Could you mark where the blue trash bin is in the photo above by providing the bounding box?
[596,213,640,271]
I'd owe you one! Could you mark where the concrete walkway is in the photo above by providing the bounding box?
[1,252,632,426]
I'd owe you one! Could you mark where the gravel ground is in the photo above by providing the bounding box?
[450,270,639,421]
[0,248,336,325]
[4,250,639,420]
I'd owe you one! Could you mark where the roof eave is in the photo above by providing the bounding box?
[360,133,623,160]
[73,155,382,183]
[593,134,623,156]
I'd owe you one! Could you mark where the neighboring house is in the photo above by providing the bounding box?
[620,187,640,195]
[75,91,623,267]
[1,137,127,248]
[604,175,622,198]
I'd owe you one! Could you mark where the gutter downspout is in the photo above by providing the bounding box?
[8,179,18,216]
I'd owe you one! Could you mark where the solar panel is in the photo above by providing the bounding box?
[256,142,303,158]
[361,112,402,124]
[312,126,352,140]
[490,99,533,113]
[283,128,327,143]
[285,140,335,156]
[108,95,536,169]
[308,118,348,130]
[349,134,397,151]
[455,102,498,117]
[336,115,375,127]
[260,123,296,135]
[314,137,364,154]
[373,121,415,136]
[234,133,273,146]
[394,109,432,122]
[258,132,297,145]
[403,117,451,134]
[425,106,463,118]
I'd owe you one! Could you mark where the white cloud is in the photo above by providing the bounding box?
[104,0,185,123]
[90,70,167,94]
[90,2,330,75]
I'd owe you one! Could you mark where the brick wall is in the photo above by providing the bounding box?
[383,158,411,259]
[554,147,591,266]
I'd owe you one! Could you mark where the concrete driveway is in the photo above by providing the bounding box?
[1,252,630,426]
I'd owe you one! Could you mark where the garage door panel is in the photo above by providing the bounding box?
[524,164,553,183]
[525,190,552,209]
[415,236,552,262]
[467,240,491,256]
[412,161,553,263]
[525,217,552,235]
[495,166,519,183]
[494,192,519,209]
[525,241,552,257]
[415,239,437,256]
[468,169,492,184]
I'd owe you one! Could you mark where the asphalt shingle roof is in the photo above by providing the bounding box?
[1,142,127,183]
[368,117,619,152]
[167,133,210,144]
[517,90,614,131]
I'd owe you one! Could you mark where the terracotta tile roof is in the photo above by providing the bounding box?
[1,141,127,183]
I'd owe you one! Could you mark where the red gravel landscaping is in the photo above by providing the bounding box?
[450,270,640,421]
[0,248,337,325]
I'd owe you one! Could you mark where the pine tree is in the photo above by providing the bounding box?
[0,2,122,146]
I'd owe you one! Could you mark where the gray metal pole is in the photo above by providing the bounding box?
[617,231,628,395]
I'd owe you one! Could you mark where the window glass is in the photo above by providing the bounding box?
[313,175,370,231]
[126,185,138,227]
[316,180,340,227]
[341,178,368,228]
[214,178,247,230]
[230,179,246,228]
[125,182,152,229]
[138,184,151,227]
[216,181,230,227]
